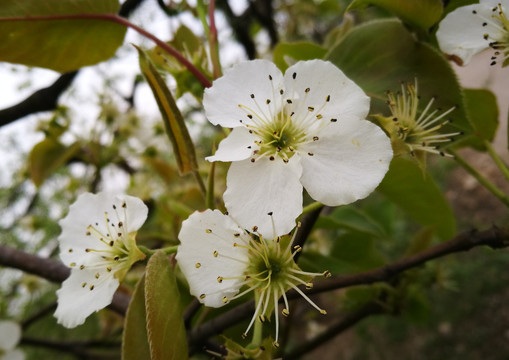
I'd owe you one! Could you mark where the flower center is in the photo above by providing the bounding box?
[66,202,144,289]
[384,81,460,157]
[237,74,332,163]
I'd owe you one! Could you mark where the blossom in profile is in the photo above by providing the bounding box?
[204,59,392,237]
[376,80,461,166]
[0,320,24,360]
[436,1,509,66]
[54,192,148,328]
[176,209,330,348]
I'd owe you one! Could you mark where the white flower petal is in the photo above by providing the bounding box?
[54,268,119,328]
[0,321,21,351]
[206,127,258,162]
[176,209,250,308]
[2,349,25,360]
[300,118,392,206]
[58,192,148,267]
[203,60,284,128]
[224,157,302,238]
[283,60,370,123]
[436,3,504,65]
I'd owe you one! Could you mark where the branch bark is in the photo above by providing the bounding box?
[0,245,130,315]
[189,226,509,347]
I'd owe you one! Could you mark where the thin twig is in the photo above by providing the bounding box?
[284,302,385,359]
[189,226,509,346]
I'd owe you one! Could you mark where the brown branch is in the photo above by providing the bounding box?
[0,0,146,128]
[293,206,323,262]
[284,301,385,359]
[0,245,130,315]
[189,226,509,347]
[305,226,509,296]
[21,337,120,359]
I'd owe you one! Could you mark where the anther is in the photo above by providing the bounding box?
[259,315,265,323]
[118,221,123,227]
[269,156,275,161]
[293,245,302,252]
[195,263,201,268]
[86,231,91,236]
[113,205,116,210]
[305,87,310,93]
[217,276,223,283]
[250,158,255,163]
[213,250,218,257]
[266,99,271,104]
[70,262,76,267]
[326,95,330,102]
[81,282,87,288]
[267,211,273,216]
[68,248,73,253]
[89,285,95,291]
[200,294,206,299]
[483,22,488,26]
[280,89,284,95]
[234,233,240,237]
[222,296,229,304]
[484,33,489,40]
[472,10,477,14]
[316,114,323,119]
[242,333,247,339]
[247,114,253,119]
[282,308,290,317]
[95,273,100,279]
[206,228,212,233]
[114,256,120,261]
[269,75,272,80]
[305,283,313,289]
[308,106,314,111]
[320,310,327,315]
[330,118,337,122]
[252,226,258,232]
[85,248,91,252]
[292,72,297,79]
[109,241,114,246]
[491,61,497,65]
[273,341,280,348]
[313,136,319,141]
[323,270,331,277]
[80,265,85,270]
[287,99,292,104]
[250,94,255,98]
[106,266,112,272]
[308,152,314,156]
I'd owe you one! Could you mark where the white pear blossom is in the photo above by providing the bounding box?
[54,192,148,328]
[204,59,393,237]
[176,209,330,347]
[436,0,509,66]
[0,321,24,360]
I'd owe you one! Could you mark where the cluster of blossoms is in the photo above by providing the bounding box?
[56,57,483,350]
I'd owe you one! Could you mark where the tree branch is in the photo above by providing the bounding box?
[189,226,509,347]
[284,301,385,359]
[0,0,146,128]
[0,245,130,315]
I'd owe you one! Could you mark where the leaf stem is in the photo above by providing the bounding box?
[193,169,208,198]
[302,201,323,215]
[139,245,178,258]
[484,140,509,181]
[450,150,509,207]
[0,13,212,88]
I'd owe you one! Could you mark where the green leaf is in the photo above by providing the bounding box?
[145,250,188,360]
[346,0,443,29]
[327,19,472,135]
[456,88,499,151]
[377,157,456,241]
[28,139,81,187]
[137,46,199,175]
[404,227,434,256]
[0,0,126,72]
[122,276,151,360]
[273,42,327,72]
